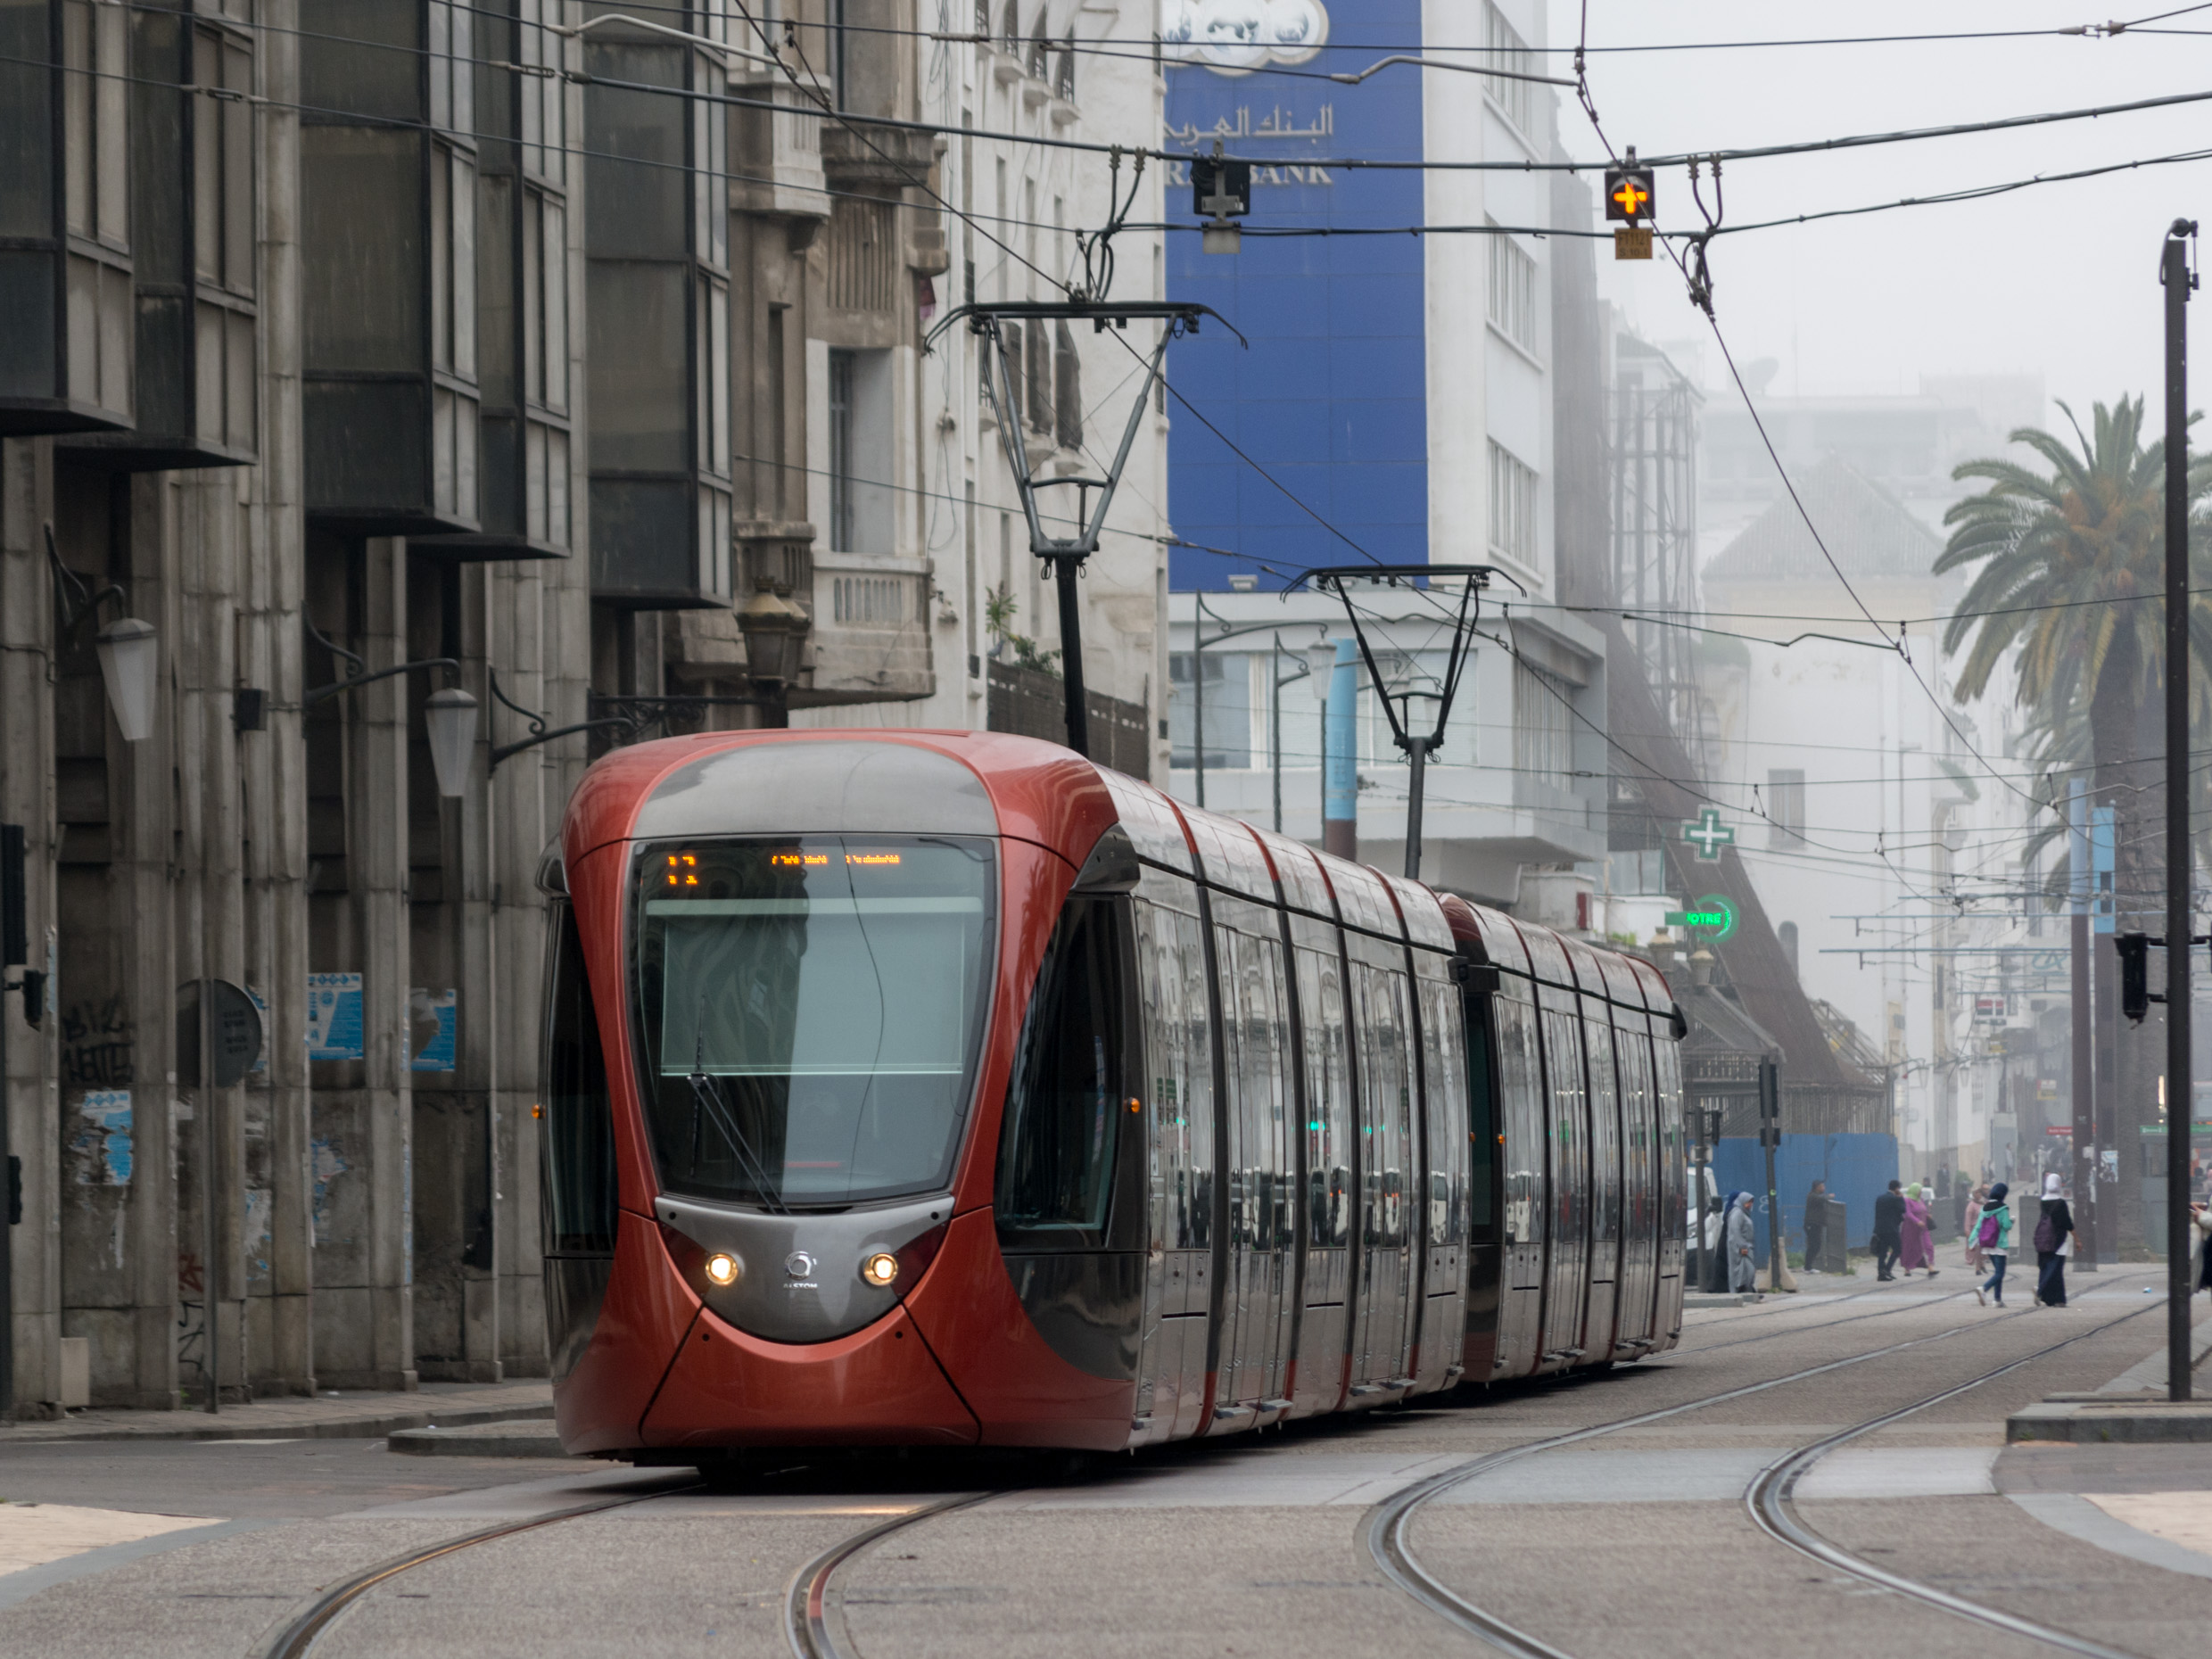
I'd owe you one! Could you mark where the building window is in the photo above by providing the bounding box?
[1513,658,1572,780]
[1482,2,1535,137]
[1169,651,1253,770]
[1778,920,1800,978]
[829,347,854,551]
[1767,768,1805,846]
[1488,440,1538,568]
[826,346,893,554]
[1487,226,1537,353]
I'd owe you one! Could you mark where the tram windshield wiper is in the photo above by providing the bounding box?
[689,1012,789,1215]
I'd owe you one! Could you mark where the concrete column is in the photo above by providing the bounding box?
[0,439,61,1415]
[313,537,415,1391]
[256,0,314,1394]
[118,475,180,1410]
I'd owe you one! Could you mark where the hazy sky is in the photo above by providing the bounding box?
[1548,0,2212,420]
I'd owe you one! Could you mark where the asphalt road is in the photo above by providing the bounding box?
[0,1272,2202,1659]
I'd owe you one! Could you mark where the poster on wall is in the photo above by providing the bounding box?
[409,988,456,1072]
[306,972,364,1062]
[76,1090,133,1186]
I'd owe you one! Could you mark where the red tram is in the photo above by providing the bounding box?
[538,730,1688,1457]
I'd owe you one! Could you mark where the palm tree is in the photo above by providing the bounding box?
[1939,399,2212,793]
[1940,397,2212,1254]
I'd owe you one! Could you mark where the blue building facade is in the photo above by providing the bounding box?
[1163,0,1429,591]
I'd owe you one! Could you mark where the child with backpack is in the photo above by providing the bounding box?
[1973,1182,2012,1306]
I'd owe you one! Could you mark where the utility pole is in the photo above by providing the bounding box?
[2162,219,2196,1402]
[1760,1052,1785,1292]
[2070,779,2098,1269]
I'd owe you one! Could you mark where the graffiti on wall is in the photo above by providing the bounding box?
[60,995,134,1089]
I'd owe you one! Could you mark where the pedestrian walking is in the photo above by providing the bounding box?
[2191,1200,2212,1293]
[2034,1173,2074,1307]
[1803,1180,1828,1273]
[1963,1182,1989,1277]
[1704,1192,1736,1292]
[1973,1181,2013,1306]
[1871,1179,1905,1281]
[1728,1191,1758,1295]
[1899,1184,1937,1277]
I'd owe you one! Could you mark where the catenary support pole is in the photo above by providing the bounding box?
[2163,221,2195,1402]
[1404,742,1426,879]
[1761,1052,1785,1292]
[2070,779,2098,1270]
[1192,590,1205,807]
[202,976,219,1413]
[1324,640,1358,860]
[1055,557,1090,758]
[1270,637,1283,834]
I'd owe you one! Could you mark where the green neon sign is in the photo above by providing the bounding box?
[1663,894,1737,941]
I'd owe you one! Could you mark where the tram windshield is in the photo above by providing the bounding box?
[631,835,996,1208]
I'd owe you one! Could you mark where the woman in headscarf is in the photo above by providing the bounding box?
[1704,1191,1737,1292]
[1898,1182,1937,1277]
[1728,1190,1759,1294]
[1974,1181,2013,1306]
[2034,1173,2075,1307]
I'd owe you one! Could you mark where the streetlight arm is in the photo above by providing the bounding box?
[301,610,464,706]
[302,656,464,706]
[491,718,639,770]
[43,524,129,633]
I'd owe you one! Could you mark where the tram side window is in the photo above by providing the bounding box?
[1296,946,1351,1249]
[1463,988,1498,1237]
[997,897,1129,1237]
[541,903,617,1255]
[1493,990,1542,1247]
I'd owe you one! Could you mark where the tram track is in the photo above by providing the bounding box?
[1363,1287,2160,1659]
[1746,1299,2164,1659]
[254,1480,698,1659]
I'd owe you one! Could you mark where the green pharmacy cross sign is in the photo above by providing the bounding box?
[1665,895,1737,940]
[1681,807,1735,862]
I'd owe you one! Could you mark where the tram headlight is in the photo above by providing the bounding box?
[705,1251,741,1287]
[859,1251,900,1289]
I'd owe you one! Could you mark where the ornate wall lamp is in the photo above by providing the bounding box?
[303,614,478,799]
[45,525,159,743]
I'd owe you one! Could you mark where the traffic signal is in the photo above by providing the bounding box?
[1192,154,1252,222]
[1604,164,1655,226]
[2117,931,2152,1023]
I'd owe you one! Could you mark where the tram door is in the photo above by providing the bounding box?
[1291,918,1353,1415]
[1349,944,1416,1390]
[1209,894,1295,1417]
[1127,872,1217,1445]
[1654,1033,1688,1333]
[1536,991,1591,1366]
[1413,958,1470,1392]
[1579,1005,1622,1360]
[1491,984,1546,1378]
[1613,1014,1661,1353]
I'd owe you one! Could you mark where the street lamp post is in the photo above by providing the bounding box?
[2162,219,2196,1402]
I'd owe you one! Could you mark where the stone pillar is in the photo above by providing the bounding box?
[257,0,314,1393]
[0,439,61,1414]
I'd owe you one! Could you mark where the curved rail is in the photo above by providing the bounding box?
[258,1484,687,1659]
[785,1491,996,1659]
[1746,1301,2162,1659]
[1366,1303,2029,1648]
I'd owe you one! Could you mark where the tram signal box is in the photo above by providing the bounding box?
[1605,165,1655,224]
[1605,161,1655,261]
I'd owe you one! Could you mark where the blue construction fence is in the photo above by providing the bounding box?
[1710,1133,1902,1263]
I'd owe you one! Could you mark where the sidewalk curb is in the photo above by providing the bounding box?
[0,1398,554,1445]
[387,1420,573,1459]
[2008,1400,2212,1443]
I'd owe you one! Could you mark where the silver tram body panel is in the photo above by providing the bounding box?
[1036,772,1683,1448]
